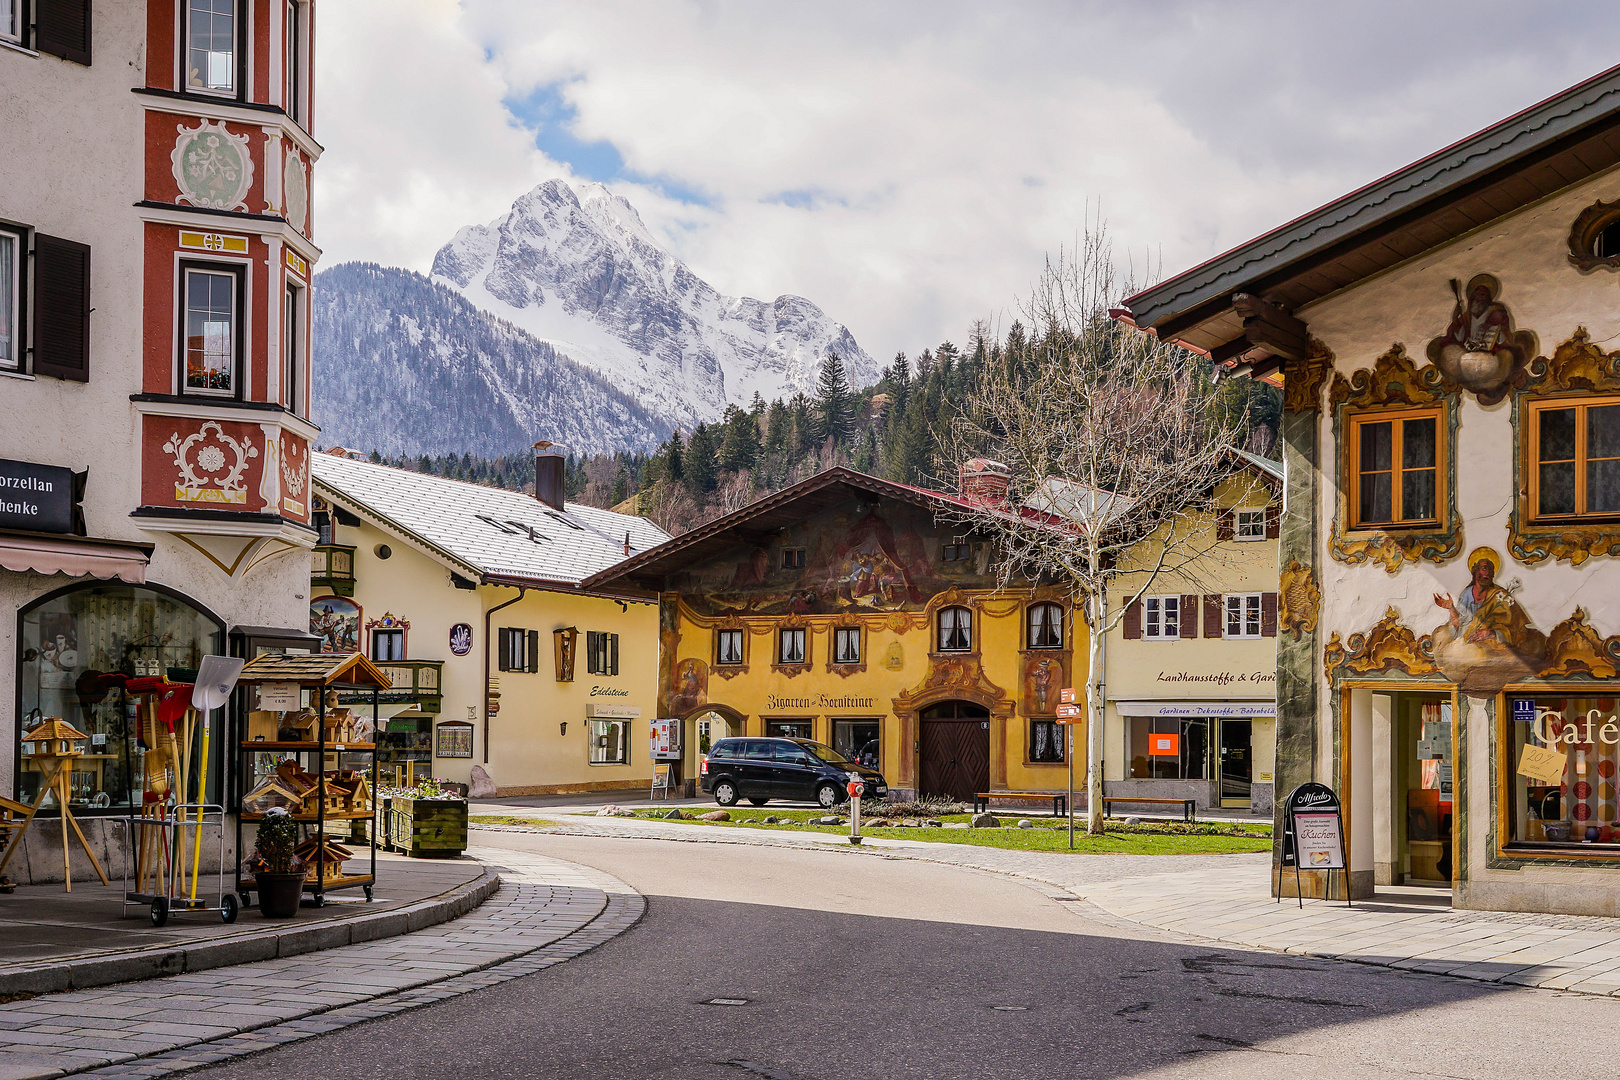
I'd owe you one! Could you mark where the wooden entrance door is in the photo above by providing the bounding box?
[919,701,991,803]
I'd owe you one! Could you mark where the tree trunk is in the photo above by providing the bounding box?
[1085,592,1106,834]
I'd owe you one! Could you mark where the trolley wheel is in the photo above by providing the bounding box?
[220,893,239,924]
[150,897,170,927]
[363,885,374,902]
[237,891,253,910]
[311,894,325,908]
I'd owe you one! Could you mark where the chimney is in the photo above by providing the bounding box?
[960,458,1011,507]
[534,440,566,511]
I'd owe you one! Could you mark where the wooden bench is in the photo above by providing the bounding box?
[1102,796,1197,822]
[974,791,1068,817]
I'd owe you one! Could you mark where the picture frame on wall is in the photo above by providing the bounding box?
[435,721,474,759]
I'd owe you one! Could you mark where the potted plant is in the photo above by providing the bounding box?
[251,808,304,918]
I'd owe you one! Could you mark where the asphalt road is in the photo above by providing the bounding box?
[191,833,1618,1080]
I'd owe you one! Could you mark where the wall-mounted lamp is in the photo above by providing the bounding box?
[560,721,568,736]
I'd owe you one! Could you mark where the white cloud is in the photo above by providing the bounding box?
[316,0,1620,362]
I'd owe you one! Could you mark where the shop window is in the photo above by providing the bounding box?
[370,628,404,662]
[781,547,805,569]
[1029,719,1065,763]
[1347,408,1442,529]
[17,584,223,814]
[1225,593,1263,639]
[1027,602,1063,648]
[1235,509,1266,540]
[833,719,880,768]
[1143,595,1179,640]
[766,719,813,740]
[937,606,972,652]
[497,627,539,673]
[715,628,744,665]
[0,225,20,373]
[1504,695,1620,850]
[833,626,860,664]
[586,631,619,675]
[180,263,242,396]
[1127,717,1208,780]
[589,719,629,765]
[778,627,806,665]
[187,0,239,96]
[1527,396,1620,520]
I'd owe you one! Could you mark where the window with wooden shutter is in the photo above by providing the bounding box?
[35,0,91,64]
[496,628,512,672]
[526,629,540,672]
[1261,592,1278,637]
[0,226,23,373]
[1203,594,1223,639]
[1,0,25,46]
[586,631,600,673]
[1265,504,1281,539]
[1216,509,1234,541]
[1123,599,1142,640]
[32,233,90,382]
[1180,594,1199,639]
[608,633,619,675]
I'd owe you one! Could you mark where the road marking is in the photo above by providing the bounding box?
[705,997,751,1006]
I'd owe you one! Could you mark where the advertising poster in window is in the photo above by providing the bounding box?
[1293,811,1345,869]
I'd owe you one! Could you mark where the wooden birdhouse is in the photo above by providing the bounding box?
[23,719,89,759]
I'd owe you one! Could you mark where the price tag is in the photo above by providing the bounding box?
[257,682,300,711]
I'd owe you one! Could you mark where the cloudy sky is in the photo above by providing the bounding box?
[317,1,1620,363]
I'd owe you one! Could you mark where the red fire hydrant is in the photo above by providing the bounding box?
[847,777,866,845]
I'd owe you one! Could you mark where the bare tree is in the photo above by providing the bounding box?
[938,227,1247,834]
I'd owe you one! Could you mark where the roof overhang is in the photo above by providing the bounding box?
[1118,64,1620,373]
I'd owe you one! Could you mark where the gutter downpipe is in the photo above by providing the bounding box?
[483,586,528,764]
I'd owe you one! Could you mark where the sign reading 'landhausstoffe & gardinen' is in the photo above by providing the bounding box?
[0,459,77,534]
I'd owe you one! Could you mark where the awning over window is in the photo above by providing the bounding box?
[1113,700,1275,718]
[0,533,150,583]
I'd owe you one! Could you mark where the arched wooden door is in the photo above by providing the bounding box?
[919,701,991,803]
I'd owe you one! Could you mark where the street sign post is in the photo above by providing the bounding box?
[1059,689,1078,848]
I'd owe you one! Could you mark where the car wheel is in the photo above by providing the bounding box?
[817,783,842,809]
[748,797,769,806]
[714,780,740,807]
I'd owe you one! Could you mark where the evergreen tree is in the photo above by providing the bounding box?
[610,466,629,505]
[717,405,761,472]
[666,430,685,484]
[685,424,718,494]
[813,353,855,446]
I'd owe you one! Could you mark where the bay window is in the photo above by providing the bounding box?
[188,0,238,96]
[181,264,241,396]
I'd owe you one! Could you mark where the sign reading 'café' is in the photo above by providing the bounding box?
[0,459,78,534]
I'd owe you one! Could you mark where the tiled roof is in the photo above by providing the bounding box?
[239,651,393,688]
[311,454,670,589]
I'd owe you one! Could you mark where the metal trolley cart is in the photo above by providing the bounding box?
[233,653,387,910]
[116,802,236,926]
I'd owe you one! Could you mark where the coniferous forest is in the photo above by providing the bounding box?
[363,317,1280,538]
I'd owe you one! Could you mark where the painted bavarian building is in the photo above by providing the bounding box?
[587,465,1084,804]
[1122,65,1620,913]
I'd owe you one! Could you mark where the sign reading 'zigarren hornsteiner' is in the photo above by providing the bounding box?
[766,693,876,711]
[0,459,77,534]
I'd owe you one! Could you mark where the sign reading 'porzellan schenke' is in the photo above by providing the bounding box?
[0,459,75,534]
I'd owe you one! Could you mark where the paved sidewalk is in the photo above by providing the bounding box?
[0,848,643,1080]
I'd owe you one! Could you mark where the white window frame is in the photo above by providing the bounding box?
[1225,593,1263,639]
[1143,595,1180,640]
[1235,509,1267,541]
[181,265,239,396]
[1,0,22,46]
[588,719,630,765]
[779,627,806,664]
[716,628,744,665]
[938,606,973,652]
[0,226,21,373]
[187,0,239,97]
[284,281,303,414]
[833,626,860,664]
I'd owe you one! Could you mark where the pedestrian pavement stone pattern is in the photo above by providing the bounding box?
[0,849,643,1080]
[1078,863,1620,997]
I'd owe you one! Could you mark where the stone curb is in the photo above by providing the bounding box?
[0,868,500,998]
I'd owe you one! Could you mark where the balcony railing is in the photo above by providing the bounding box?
[311,544,357,596]
[345,659,446,714]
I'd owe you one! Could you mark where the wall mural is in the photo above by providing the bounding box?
[674,504,991,617]
[310,596,360,654]
[668,658,709,716]
[1024,654,1065,715]
[1426,274,1536,406]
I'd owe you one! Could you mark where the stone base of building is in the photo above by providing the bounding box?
[1455,877,1620,918]
[1249,782,1274,816]
[495,778,655,797]
[1105,779,1218,811]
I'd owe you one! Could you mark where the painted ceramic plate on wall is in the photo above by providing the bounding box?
[449,623,473,656]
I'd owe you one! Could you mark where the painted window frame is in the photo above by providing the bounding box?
[832,626,861,664]
[1027,602,1064,649]
[1,0,22,47]
[1235,509,1267,541]
[185,0,245,99]
[1143,595,1180,641]
[0,223,23,374]
[778,626,806,665]
[588,719,630,765]
[369,627,405,662]
[937,605,973,652]
[1224,593,1263,639]
[1345,405,1446,532]
[1028,718,1065,764]
[1525,394,1620,523]
[178,261,244,398]
[715,628,744,666]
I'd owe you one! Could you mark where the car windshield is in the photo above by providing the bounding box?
[795,739,852,765]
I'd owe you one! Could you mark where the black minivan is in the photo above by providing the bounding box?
[700,737,888,809]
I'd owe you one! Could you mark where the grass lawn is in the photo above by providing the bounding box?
[627,808,1272,855]
[469,814,561,828]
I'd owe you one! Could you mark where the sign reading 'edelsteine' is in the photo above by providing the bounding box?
[0,459,75,534]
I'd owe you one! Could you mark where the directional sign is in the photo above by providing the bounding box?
[1055,703,1082,721]
[1059,687,1077,705]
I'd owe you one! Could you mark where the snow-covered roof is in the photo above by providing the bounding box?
[312,453,670,589]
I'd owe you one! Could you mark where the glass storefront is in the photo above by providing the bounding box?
[1127,716,1209,779]
[17,584,223,813]
[1507,694,1620,850]
[832,719,880,767]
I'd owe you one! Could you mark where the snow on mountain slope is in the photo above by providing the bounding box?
[430,179,875,428]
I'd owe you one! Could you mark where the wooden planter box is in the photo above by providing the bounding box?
[385,797,467,858]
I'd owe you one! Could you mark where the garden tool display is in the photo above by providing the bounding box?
[185,656,244,903]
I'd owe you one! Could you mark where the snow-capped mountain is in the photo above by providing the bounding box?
[311,262,671,459]
[430,179,876,428]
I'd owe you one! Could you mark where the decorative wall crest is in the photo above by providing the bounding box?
[1283,338,1334,414]
[171,120,254,212]
[1424,275,1536,406]
[1516,327,1620,395]
[282,151,308,234]
[1329,343,1456,410]
[164,421,257,504]
[893,651,1008,717]
[1323,608,1437,681]
[1277,558,1320,641]
[1566,201,1620,273]
[1541,608,1620,679]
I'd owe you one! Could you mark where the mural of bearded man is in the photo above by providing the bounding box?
[1431,546,1545,695]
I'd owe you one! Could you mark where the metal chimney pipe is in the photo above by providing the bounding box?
[534,441,566,511]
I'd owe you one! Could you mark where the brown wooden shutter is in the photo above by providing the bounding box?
[609,633,619,675]
[32,234,90,381]
[1204,594,1223,639]
[526,629,540,672]
[1216,509,1233,541]
[1261,592,1278,637]
[1265,504,1281,539]
[1180,595,1198,638]
[1123,600,1142,640]
[36,0,92,64]
[497,628,512,672]
[586,631,600,673]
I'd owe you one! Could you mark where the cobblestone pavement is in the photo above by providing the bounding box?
[0,849,642,1080]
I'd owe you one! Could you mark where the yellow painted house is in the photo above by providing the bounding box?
[588,466,1086,804]
[308,448,668,796]
[1103,452,1283,815]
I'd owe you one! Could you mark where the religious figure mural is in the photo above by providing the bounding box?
[668,658,709,716]
[1431,547,1545,695]
[1426,274,1536,405]
[1025,655,1064,715]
